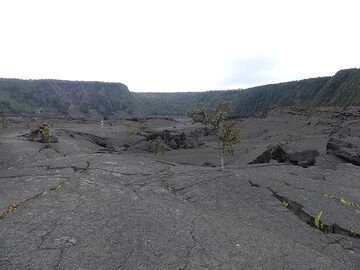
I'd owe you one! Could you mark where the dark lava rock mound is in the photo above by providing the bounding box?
[249,144,319,168]
[61,129,117,151]
[326,138,360,166]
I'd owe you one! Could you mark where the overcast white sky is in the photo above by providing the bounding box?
[1,0,359,92]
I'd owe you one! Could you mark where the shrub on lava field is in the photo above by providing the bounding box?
[124,120,136,135]
[149,139,168,154]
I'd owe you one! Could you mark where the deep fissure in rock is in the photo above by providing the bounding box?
[268,187,360,239]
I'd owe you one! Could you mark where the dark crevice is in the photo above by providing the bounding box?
[38,223,59,249]
[0,174,50,179]
[267,187,360,239]
[158,169,176,192]
[320,237,358,252]
[39,163,90,173]
[81,161,90,172]
[60,129,116,151]
[283,182,320,194]
[38,146,65,156]
[175,174,233,193]
[248,180,260,187]
[71,160,91,173]
[156,159,177,167]
[90,167,152,176]
[38,145,50,152]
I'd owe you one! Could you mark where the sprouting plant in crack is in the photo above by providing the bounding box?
[339,198,360,208]
[276,139,287,147]
[187,102,240,170]
[323,194,360,209]
[323,194,334,199]
[149,139,168,154]
[315,210,324,230]
[271,188,360,239]
[282,200,289,207]
[43,183,63,194]
[0,183,63,219]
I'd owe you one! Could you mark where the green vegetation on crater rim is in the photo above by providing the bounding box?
[1,68,360,116]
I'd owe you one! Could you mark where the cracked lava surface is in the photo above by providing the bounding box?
[1,109,360,269]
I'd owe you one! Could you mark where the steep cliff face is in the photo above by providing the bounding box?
[1,68,360,116]
[0,79,133,116]
[134,68,360,116]
[313,69,360,106]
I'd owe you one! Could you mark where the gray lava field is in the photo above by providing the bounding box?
[1,107,360,269]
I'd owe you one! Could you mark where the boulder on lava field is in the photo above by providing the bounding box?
[326,138,360,166]
[248,145,289,164]
[189,126,214,137]
[202,161,216,167]
[249,144,319,168]
[23,124,59,143]
[288,150,320,167]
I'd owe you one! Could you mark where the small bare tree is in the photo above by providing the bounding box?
[187,102,240,169]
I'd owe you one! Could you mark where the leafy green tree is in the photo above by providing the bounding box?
[187,102,240,169]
